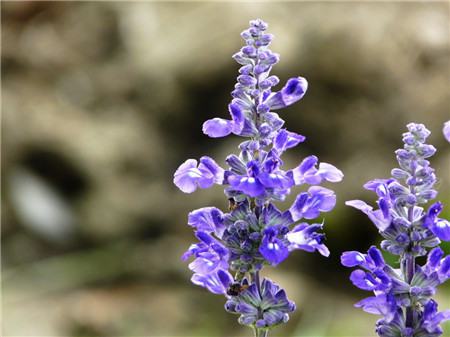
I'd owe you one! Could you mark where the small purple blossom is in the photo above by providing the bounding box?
[174,157,224,193]
[174,19,342,335]
[289,155,343,186]
[264,77,308,110]
[443,121,450,143]
[259,226,289,265]
[287,222,330,257]
[289,186,337,221]
[191,269,234,295]
[342,123,450,337]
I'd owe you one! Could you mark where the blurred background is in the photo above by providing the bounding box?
[2,1,450,336]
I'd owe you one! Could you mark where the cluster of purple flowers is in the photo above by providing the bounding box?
[341,123,450,337]
[174,19,343,335]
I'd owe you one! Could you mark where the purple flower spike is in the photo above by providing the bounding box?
[175,19,342,335]
[342,123,450,337]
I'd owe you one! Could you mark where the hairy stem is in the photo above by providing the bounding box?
[403,252,415,327]
[404,179,416,328]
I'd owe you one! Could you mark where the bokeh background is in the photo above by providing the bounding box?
[2,1,450,336]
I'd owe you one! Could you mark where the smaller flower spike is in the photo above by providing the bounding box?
[174,19,342,336]
[342,123,450,337]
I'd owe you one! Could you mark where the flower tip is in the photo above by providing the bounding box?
[321,247,331,257]
[296,76,308,92]
[249,18,268,31]
[344,200,356,207]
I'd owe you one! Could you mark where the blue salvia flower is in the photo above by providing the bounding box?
[174,19,343,336]
[341,123,450,337]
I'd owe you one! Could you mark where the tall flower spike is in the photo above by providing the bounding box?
[341,123,450,337]
[174,19,343,336]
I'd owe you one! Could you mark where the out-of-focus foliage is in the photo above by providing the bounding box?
[2,2,449,336]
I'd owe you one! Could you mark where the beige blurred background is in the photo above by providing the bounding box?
[2,1,450,336]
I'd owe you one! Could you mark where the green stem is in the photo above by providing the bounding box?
[258,329,268,337]
[403,252,415,327]
[253,325,268,337]
[404,172,416,328]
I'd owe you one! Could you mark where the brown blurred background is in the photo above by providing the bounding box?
[2,1,450,336]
